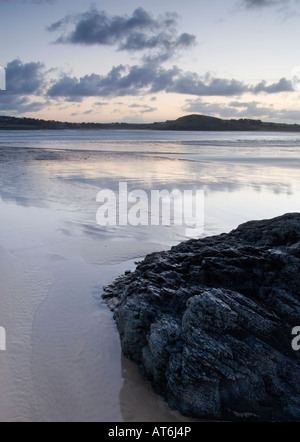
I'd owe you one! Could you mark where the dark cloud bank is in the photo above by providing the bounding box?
[47,65,292,100]
[48,7,195,55]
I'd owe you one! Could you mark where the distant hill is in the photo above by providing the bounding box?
[150,115,300,132]
[1,114,300,132]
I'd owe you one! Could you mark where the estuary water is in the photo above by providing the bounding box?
[0,130,299,422]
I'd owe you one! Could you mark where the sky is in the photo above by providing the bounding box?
[1,0,300,123]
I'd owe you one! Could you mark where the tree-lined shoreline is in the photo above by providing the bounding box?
[1,114,300,132]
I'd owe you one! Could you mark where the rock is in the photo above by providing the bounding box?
[103,213,300,421]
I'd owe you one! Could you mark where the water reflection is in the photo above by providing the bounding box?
[0,146,299,240]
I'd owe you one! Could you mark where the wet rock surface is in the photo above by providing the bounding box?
[103,214,300,421]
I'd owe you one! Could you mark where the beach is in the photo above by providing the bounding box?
[0,130,300,421]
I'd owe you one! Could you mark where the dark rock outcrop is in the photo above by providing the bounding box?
[103,213,300,421]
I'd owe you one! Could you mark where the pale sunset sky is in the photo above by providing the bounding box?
[1,0,300,123]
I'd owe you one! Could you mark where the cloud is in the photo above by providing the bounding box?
[47,64,162,99]
[252,77,293,93]
[48,7,157,43]
[48,7,196,62]
[129,103,157,114]
[182,98,275,119]
[275,109,300,120]
[166,72,248,96]
[237,0,299,11]
[240,0,284,8]
[0,95,49,113]
[47,61,293,100]
[0,59,48,113]
[94,101,109,106]
[5,59,45,95]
